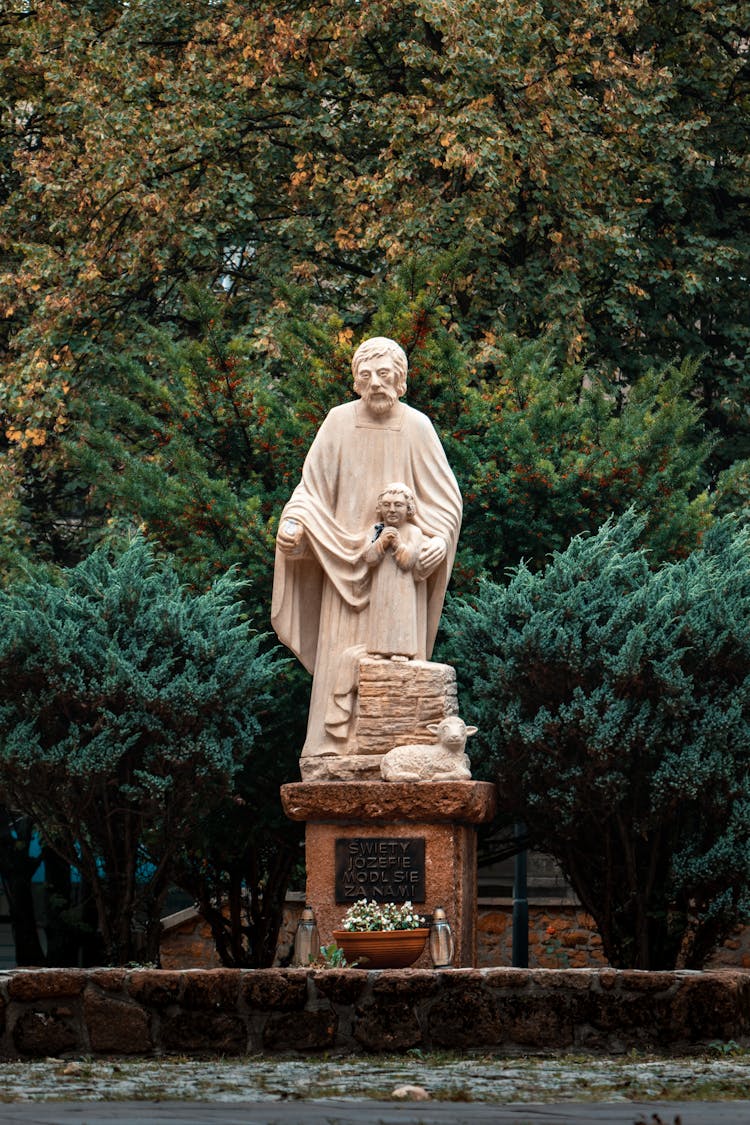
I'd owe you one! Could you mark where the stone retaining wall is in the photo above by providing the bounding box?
[1,967,750,1058]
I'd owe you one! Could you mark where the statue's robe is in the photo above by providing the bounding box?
[364,520,423,659]
[271,398,462,759]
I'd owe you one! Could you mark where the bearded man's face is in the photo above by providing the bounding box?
[354,353,401,415]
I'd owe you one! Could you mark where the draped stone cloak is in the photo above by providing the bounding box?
[271,399,462,759]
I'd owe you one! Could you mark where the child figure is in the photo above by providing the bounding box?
[363,482,424,660]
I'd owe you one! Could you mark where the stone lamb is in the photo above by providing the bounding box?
[380,716,478,782]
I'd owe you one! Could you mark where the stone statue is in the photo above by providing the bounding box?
[271,336,462,768]
[362,482,425,661]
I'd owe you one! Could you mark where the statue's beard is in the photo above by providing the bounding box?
[363,388,398,415]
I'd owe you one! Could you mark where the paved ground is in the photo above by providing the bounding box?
[0,1055,748,1123]
[0,1101,744,1123]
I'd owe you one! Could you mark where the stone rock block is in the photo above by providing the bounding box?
[597,968,618,990]
[181,970,240,1010]
[566,951,590,968]
[578,989,670,1044]
[9,970,86,1000]
[618,970,679,993]
[560,930,590,948]
[310,969,369,1006]
[477,911,509,935]
[356,660,458,755]
[127,970,182,1008]
[370,970,438,1000]
[262,1009,337,1051]
[242,970,308,1011]
[84,989,151,1054]
[160,915,222,971]
[426,982,501,1047]
[353,999,422,1051]
[483,969,531,990]
[161,1011,247,1054]
[528,969,592,990]
[667,972,750,1042]
[13,1009,80,1056]
[281,781,496,825]
[496,993,578,1048]
[88,969,127,993]
[300,755,384,782]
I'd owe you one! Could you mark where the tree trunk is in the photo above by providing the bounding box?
[0,810,46,966]
[42,847,81,966]
[8,869,46,966]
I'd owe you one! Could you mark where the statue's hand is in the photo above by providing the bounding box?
[418,535,447,576]
[277,517,306,556]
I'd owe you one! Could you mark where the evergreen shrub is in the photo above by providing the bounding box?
[0,536,280,964]
[445,511,750,969]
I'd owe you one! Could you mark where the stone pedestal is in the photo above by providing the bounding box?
[281,781,497,967]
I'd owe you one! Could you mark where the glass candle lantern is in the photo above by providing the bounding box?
[293,904,320,967]
[429,906,454,968]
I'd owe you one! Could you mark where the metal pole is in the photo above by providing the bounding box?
[512,821,528,967]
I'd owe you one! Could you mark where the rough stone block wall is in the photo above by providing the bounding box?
[477,904,608,969]
[476,904,750,971]
[1,967,749,1058]
[356,659,458,754]
[160,915,222,971]
[161,902,308,971]
[710,926,750,971]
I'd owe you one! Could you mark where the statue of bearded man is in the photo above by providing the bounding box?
[271,337,462,769]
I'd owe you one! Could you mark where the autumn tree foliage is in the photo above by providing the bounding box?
[1,0,747,550]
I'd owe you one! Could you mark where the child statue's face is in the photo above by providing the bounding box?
[380,491,408,527]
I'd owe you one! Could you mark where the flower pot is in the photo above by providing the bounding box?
[332,928,429,969]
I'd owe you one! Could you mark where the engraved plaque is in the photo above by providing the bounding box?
[335,837,426,903]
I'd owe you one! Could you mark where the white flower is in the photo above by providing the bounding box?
[339,899,426,932]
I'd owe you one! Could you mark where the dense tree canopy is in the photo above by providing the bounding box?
[76,276,712,599]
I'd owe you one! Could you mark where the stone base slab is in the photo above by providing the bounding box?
[1,968,748,1056]
[281,780,497,824]
[299,755,384,782]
